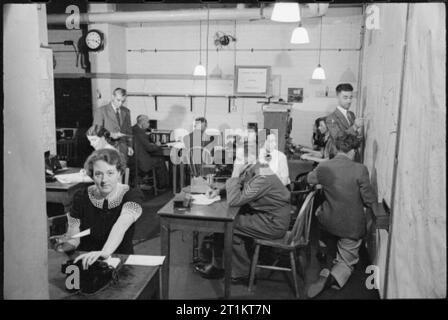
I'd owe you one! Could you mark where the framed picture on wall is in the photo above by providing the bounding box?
[234,65,271,96]
[288,88,304,103]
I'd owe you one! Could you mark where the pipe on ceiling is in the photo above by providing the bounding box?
[47,6,327,25]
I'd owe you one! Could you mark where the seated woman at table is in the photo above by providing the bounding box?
[86,125,118,151]
[54,148,143,269]
[195,161,291,284]
[300,117,334,163]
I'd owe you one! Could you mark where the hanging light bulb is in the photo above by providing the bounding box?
[312,64,326,80]
[290,22,309,44]
[312,16,326,80]
[193,21,206,76]
[193,64,206,76]
[271,2,301,23]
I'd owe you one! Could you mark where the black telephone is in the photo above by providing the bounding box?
[61,259,118,294]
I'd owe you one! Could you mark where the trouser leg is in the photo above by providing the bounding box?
[330,238,362,288]
[211,233,253,278]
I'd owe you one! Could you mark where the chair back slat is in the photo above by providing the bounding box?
[289,190,315,246]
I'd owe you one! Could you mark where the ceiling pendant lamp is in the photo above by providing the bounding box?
[193,21,206,76]
[312,16,326,80]
[271,2,301,23]
[290,22,309,44]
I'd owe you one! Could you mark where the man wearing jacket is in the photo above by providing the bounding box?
[325,83,363,159]
[132,114,169,189]
[93,88,133,161]
[306,132,376,298]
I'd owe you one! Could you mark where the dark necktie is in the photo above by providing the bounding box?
[115,108,121,127]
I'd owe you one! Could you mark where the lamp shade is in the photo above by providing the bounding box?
[193,64,206,76]
[290,25,309,44]
[271,3,301,22]
[312,64,326,80]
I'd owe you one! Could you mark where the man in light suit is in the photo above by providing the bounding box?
[325,83,363,159]
[93,88,133,161]
[306,133,376,298]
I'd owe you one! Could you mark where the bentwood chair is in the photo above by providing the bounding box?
[248,190,316,298]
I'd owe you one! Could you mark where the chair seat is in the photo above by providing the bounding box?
[254,232,308,250]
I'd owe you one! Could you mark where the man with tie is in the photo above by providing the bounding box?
[325,83,363,159]
[93,88,134,161]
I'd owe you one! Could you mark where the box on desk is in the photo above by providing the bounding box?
[173,192,192,209]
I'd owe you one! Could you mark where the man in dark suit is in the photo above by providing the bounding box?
[93,88,133,161]
[325,83,363,159]
[306,133,376,298]
[132,115,169,189]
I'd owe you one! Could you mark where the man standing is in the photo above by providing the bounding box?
[306,133,376,298]
[93,88,133,161]
[325,83,363,159]
[132,115,169,189]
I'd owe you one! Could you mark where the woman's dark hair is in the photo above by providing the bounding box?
[334,133,361,153]
[86,125,113,144]
[84,148,126,177]
[312,117,327,149]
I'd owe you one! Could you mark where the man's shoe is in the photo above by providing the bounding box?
[194,263,224,279]
[307,268,332,298]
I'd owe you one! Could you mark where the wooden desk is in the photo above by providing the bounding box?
[157,198,238,299]
[287,159,315,181]
[46,167,92,212]
[48,250,162,300]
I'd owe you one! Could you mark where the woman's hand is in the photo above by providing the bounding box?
[74,251,110,270]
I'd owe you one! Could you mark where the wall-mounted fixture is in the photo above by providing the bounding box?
[271,2,301,22]
[84,29,105,52]
[214,31,236,49]
[312,16,326,80]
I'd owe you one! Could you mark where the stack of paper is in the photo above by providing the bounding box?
[191,194,221,205]
[55,172,93,184]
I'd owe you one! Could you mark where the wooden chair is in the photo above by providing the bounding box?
[122,167,130,185]
[248,190,316,298]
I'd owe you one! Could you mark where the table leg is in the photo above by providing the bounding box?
[223,222,233,299]
[173,164,177,194]
[160,218,170,300]
[180,163,185,190]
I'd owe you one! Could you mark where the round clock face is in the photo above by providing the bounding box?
[85,31,103,50]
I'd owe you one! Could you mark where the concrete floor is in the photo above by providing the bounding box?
[133,189,380,300]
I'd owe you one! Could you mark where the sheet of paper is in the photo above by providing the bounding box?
[70,228,91,239]
[191,194,221,205]
[55,172,93,184]
[104,257,121,268]
[124,255,166,266]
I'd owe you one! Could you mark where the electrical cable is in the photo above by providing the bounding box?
[204,5,210,118]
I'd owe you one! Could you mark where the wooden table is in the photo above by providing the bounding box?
[157,198,238,299]
[287,159,315,182]
[46,167,92,211]
[48,250,162,299]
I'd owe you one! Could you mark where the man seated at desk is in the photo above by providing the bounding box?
[132,115,169,189]
[194,161,291,284]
